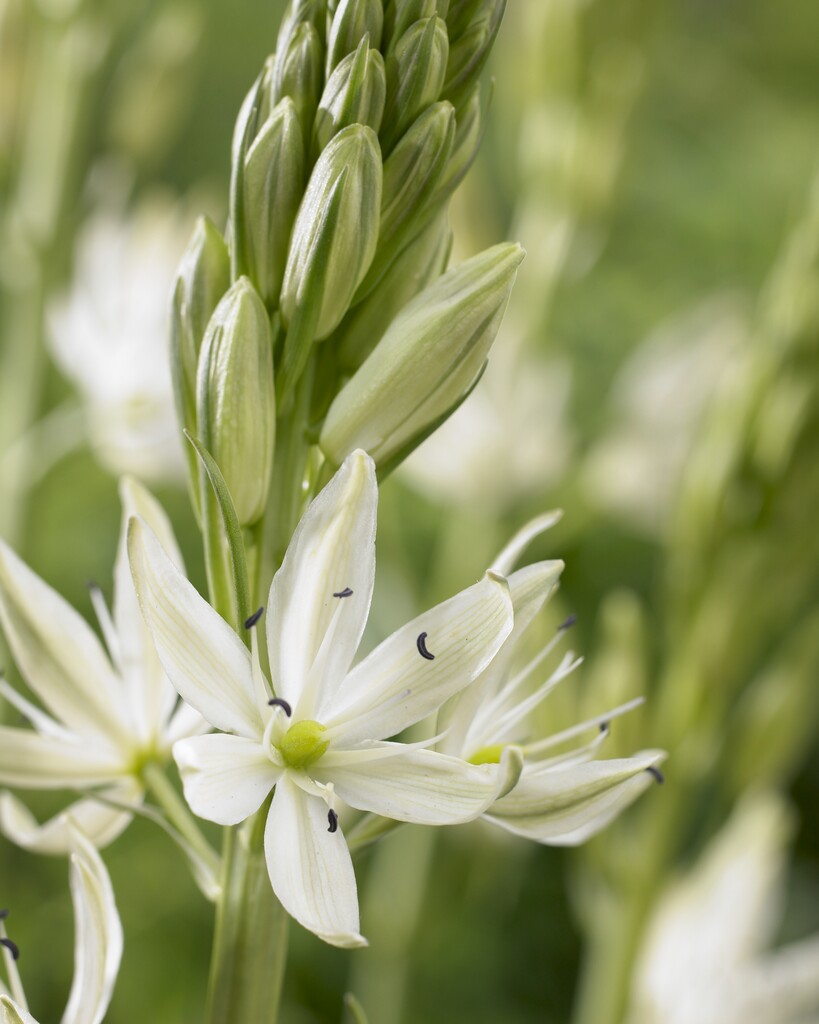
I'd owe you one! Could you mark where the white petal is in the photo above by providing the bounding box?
[174,734,279,826]
[61,827,124,1024]
[0,541,127,743]
[0,727,126,789]
[128,517,261,738]
[0,998,38,1024]
[487,750,666,846]
[315,744,517,825]
[0,783,142,854]
[264,775,365,948]
[267,450,377,715]
[115,478,185,744]
[324,572,513,745]
[163,700,209,746]
[491,510,563,575]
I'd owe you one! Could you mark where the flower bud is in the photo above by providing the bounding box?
[381,16,449,153]
[196,278,276,526]
[355,100,454,301]
[434,81,482,197]
[320,241,524,468]
[276,0,327,56]
[442,0,505,110]
[446,0,498,40]
[384,0,441,55]
[313,36,386,155]
[337,209,452,370]
[325,0,384,76]
[275,21,324,145]
[170,216,230,436]
[243,98,305,309]
[280,124,382,390]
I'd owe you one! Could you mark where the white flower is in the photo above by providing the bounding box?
[0,477,204,854]
[128,450,518,947]
[629,792,819,1024]
[0,825,122,1024]
[47,196,192,483]
[439,515,666,844]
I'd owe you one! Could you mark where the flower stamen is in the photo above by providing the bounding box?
[244,607,264,629]
[268,697,292,717]
[327,808,339,833]
[333,587,353,598]
[416,632,435,660]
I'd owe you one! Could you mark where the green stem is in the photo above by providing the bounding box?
[142,762,221,882]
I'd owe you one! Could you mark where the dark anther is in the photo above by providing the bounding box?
[558,614,577,632]
[327,809,339,834]
[0,909,8,919]
[1,937,19,960]
[599,721,609,734]
[416,632,435,660]
[244,607,264,629]
[268,698,292,717]
[646,766,665,785]
[86,579,101,592]
[333,587,353,598]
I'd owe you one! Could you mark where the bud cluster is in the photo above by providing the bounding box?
[170,0,521,532]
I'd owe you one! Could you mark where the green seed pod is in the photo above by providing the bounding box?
[320,241,524,468]
[381,16,449,153]
[243,97,305,309]
[325,0,384,76]
[275,21,324,145]
[313,36,386,155]
[442,0,505,110]
[196,278,276,526]
[355,99,454,301]
[337,209,452,370]
[278,124,382,398]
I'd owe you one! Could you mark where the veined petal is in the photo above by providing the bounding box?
[0,727,126,789]
[491,511,563,576]
[324,572,513,745]
[174,734,279,826]
[487,750,666,846]
[0,782,142,854]
[268,451,377,715]
[0,541,127,743]
[0,998,38,1024]
[115,478,185,745]
[314,744,519,825]
[61,827,123,1024]
[264,775,365,948]
[128,517,261,738]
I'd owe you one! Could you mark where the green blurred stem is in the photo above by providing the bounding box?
[205,803,289,1024]
[141,762,220,883]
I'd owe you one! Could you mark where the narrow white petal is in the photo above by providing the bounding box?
[324,572,513,745]
[267,451,377,714]
[163,700,209,746]
[491,511,563,575]
[0,997,38,1024]
[0,727,126,789]
[128,517,261,738]
[264,775,365,948]
[487,750,666,846]
[115,478,185,744]
[0,679,75,742]
[174,734,279,826]
[0,783,142,854]
[0,541,127,743]
[314,744,515,825]
[61,827,124,1024]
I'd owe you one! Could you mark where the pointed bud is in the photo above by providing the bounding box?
[196,278,276,526]
[325,0,384,76]
[337,210,452,370]
[442,0,505,111]
[355,100,454,301]
[278,125,383,398]
[320,241,524,468]
[313,36,386,155]
[381,16,449,153]
[384,0,441,56]
[446,0,495,40]
[435,82,482,198]
[275,21,324,145]
[276,0,327,56]
[243,98,305,309]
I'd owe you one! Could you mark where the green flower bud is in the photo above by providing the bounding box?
[320,241,524,468]
[170,216,230,437]
[383,0,441,54]
[355,100,454,301]
[337,209,452,370]
[325,0,384,76]
[445,0,496,40]
[196,278,276,526]
[442,0,505,110]
[313,36,386,156]
[275,21,324,145]
[435,81,482,197]
[243,98,305,309]
[381,16,449,153]
[276,0,327,55]
[280,124,382,392]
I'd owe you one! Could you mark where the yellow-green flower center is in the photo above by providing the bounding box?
[278,720,329,769]
[468,743,505,766]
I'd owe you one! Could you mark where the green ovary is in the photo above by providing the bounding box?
[279,719,329,768]
[468,743,505,766]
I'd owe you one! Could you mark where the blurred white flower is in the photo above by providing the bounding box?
[47,195,193,482]
[583,297,747,536]
[629,791,819,1024]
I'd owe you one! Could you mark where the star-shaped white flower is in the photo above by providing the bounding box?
[0,824,122,1024]
[439,515,666,844]
[128,450,517,947]
[0,478,204,854]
